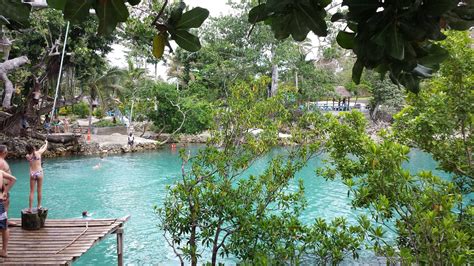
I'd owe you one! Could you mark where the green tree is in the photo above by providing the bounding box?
[85,67,125,131]
[321,111,472,264]
[168,3,305,100]
[394,30,473,209]
[157,79,366,265]
[1,8,116,135]
[4,1,472,92]
[136,81,212,134]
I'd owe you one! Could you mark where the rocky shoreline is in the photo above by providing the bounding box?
[0,121,388,159]
[0,133,163,159]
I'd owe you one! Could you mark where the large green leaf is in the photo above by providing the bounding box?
[248,3,267,23]
[168,3,185,26]
[64,0,94,23]
[270,15,292,40]
[0,0,31,29]
[297,3,327,36]
[331,13,345,22]
[387,24,405,60]
[153,33,167,59]
[418,44,449,67]
[171,30,201,52]
[289,9,309,41]
[175,7,209,29]
[319,0,332,8]
[266,0,293,13]
[127,0,140,6]
[0,15,9,25]
[47,0,66,10]
[342,0,381,19]
[423,0,458,16]
[336,31,355,49]
[398,73,420,93]
[352,59,364,84]
[412,64,433,78]
[94,0,129,35]
[342,0,381,10]
[444,6,474,30]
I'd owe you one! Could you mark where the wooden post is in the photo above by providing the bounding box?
[21,208,48,230]
[116,226,124,266]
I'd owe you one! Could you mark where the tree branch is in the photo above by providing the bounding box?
[156,96,188,145]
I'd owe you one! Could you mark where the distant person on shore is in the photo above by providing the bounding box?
[25,140,48,213]
[52,115,61,133]
[0,169,17,258]
[20,112,30,136]
[44,114,51,134]
[128,132,135,148]
[62,118,69,133]
[0,146,15,227]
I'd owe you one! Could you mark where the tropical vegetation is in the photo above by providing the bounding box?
[0,0,472,265]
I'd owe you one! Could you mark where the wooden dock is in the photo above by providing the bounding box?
[0,216,130,265]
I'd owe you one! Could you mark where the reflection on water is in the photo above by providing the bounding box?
[7,147,444,265]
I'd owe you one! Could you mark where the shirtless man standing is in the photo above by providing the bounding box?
[0,145,14,226]
[0,145,16,257]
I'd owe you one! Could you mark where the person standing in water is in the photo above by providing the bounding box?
[25,140,48,213]
[0,169,16,257]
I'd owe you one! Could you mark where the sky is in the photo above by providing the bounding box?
[107,1,235,80]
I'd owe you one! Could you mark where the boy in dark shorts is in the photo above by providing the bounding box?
[0,145,14,225]
[0,169,16,257]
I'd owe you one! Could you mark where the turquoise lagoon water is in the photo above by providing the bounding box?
[7,146,446,265]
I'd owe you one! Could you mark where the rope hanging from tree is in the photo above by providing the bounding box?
[48,21,70,134]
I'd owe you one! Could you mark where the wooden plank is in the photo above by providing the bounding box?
[8,228,112,233]
[8,250,86,255]
[9,225,116,232]
[7,234,108,239]
[0,257,72,261]
[0,258,70,262]
[1,262,67,265]
[1,217,128,265]
[3,254,85,258]
[0,261,68,265]
[10,218,117,222]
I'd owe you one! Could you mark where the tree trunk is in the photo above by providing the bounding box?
[190,219,197,266]
[270,45,278,97]
[295,71,298,91]
[371,103,380,121]
[211,224,222,266]
[0,56,29,108]
[88,99,93,133]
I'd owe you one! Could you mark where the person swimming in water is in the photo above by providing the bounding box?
[25,140,48,213]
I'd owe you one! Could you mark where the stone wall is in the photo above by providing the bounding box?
[92,126,128,135]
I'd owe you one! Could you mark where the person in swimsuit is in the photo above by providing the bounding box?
[0,169,16,257]
[0,145,15,226]
[25,140,48,213]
